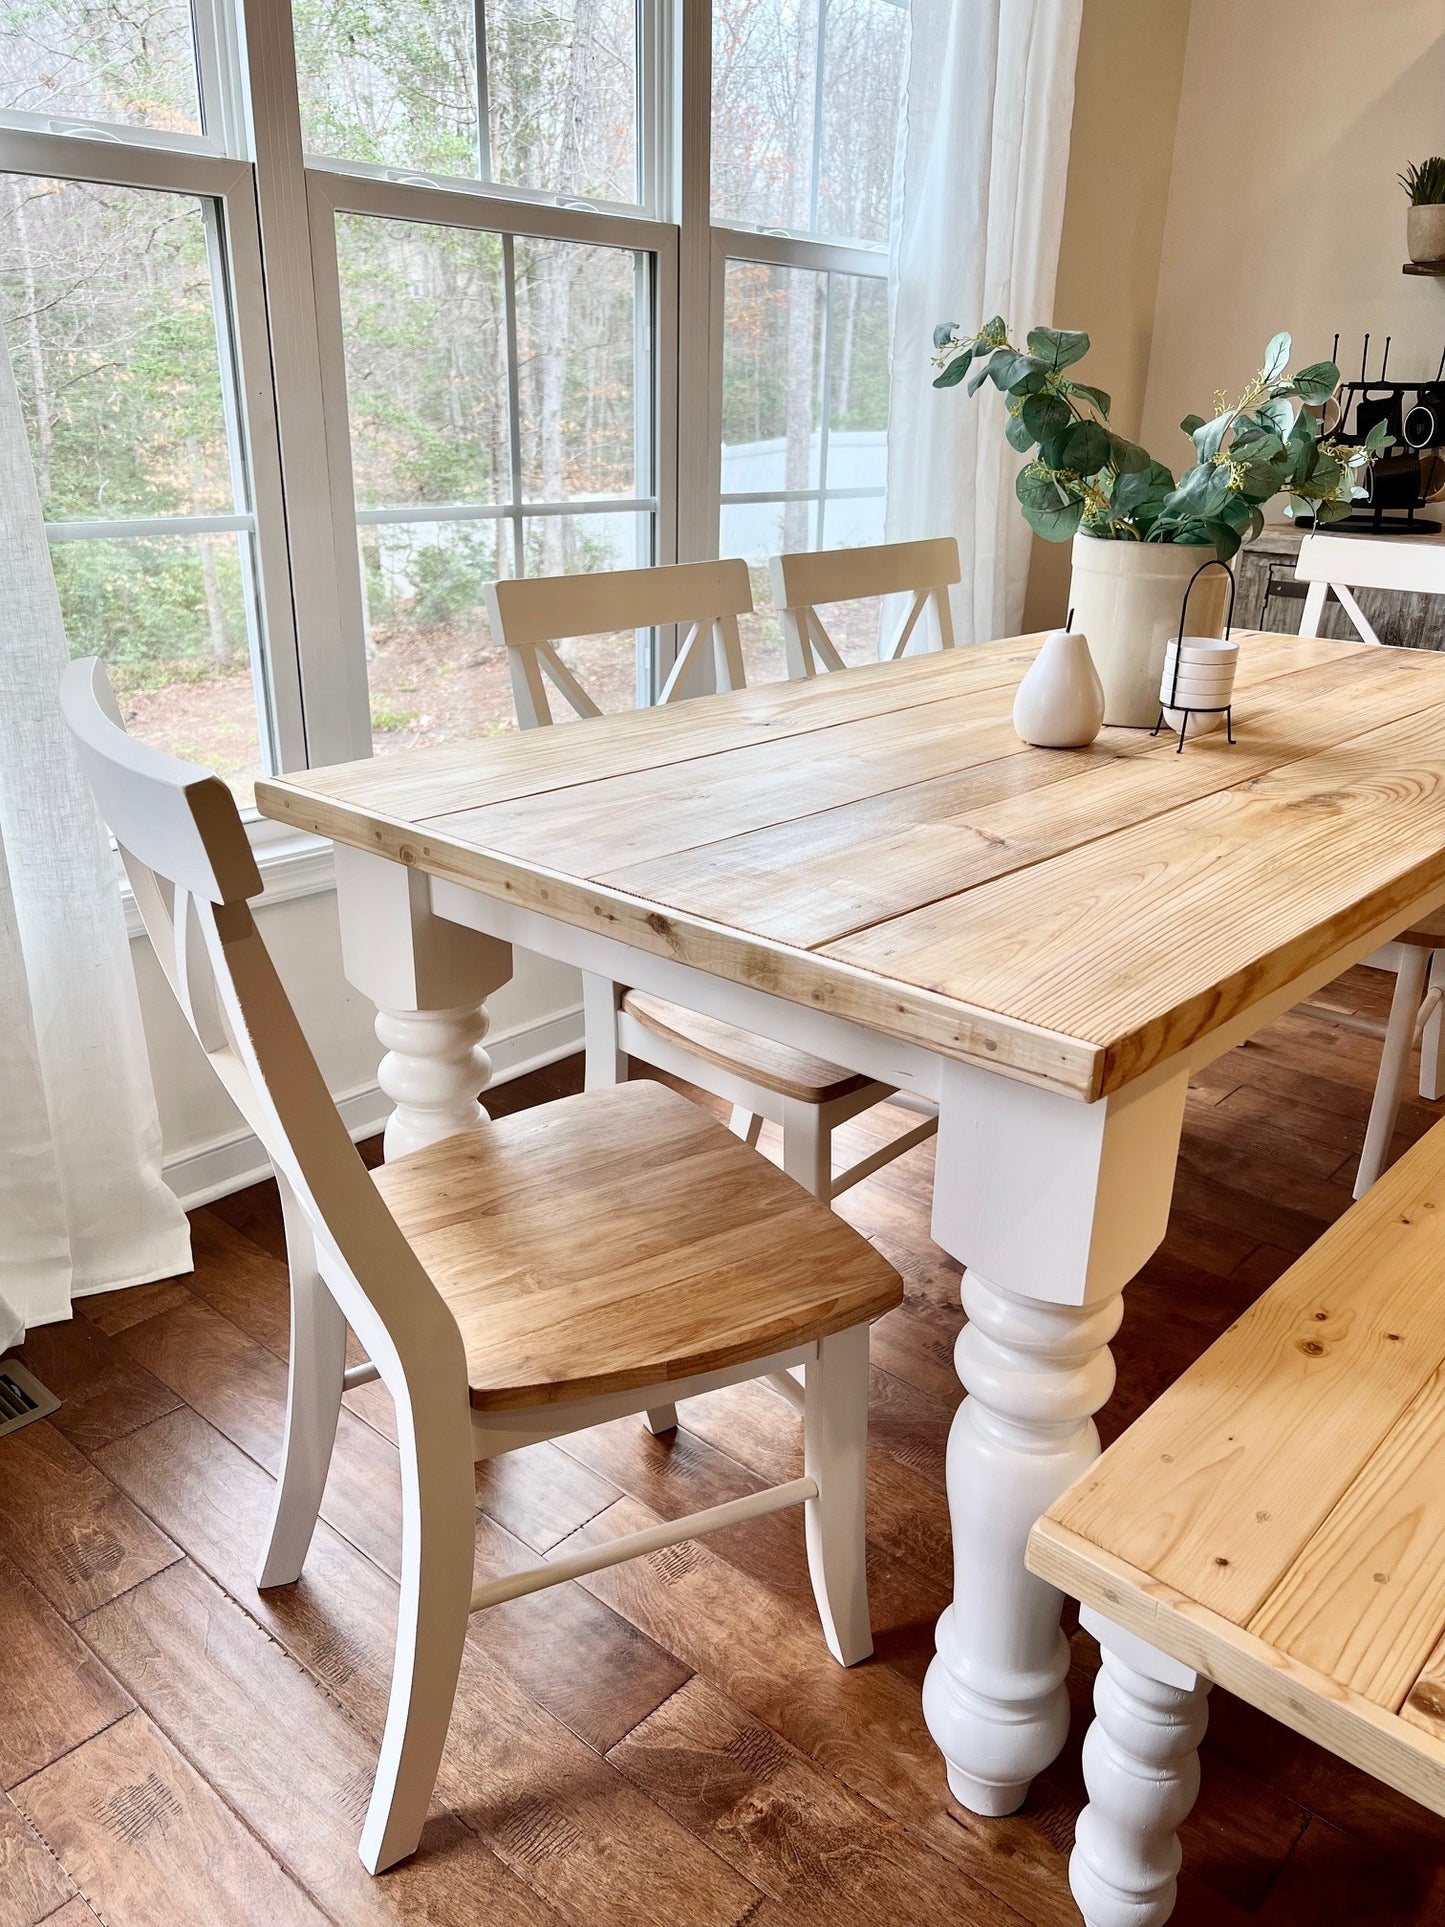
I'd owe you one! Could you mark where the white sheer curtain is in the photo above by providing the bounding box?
[0,324,190,1346]
[887,0,1083,644]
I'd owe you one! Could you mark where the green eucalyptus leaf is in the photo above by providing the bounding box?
[1107,433,1151,475]
[1016,465,1084,541]
[1065,381,1112,418]
[1204,519,1243,561]
[1191,413,1231,465]
[1166,461,1232,520]
[1021,391,1072,446]
[1004,411,1035,452]
[966,356,996,395]
[1257,396,1296,439]
[933,349,973,389]
[1262,331,1291,382]
[987,349,1046,391]
[1114,459,1175,516]
[1363,417,1394,452]
[933,321,960,352]
[1284,360,1339,405]
[1025,326,1090,371]
[1061,420,1111,475]
[1180,413,1206,436]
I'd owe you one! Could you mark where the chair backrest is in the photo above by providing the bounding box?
[484,559,754,728]
[769,537,960,678]
[59,658,465,1401]
[1294,533,1445,646]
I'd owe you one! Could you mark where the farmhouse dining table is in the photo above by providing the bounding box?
[257,625,1445,1819]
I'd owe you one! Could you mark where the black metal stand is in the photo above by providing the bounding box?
[1154,558,1239,751]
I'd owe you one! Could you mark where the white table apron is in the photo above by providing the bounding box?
[329,837,1445,1818]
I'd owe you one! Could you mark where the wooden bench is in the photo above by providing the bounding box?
[1029,1113,1445,1927]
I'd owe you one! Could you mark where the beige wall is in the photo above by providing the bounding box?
[1025,0,1445,630]
[1141,0,1445,510]
[1022,0,1192,633]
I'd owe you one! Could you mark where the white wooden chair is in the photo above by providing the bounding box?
[1292,533,1445,1192]
[485,562,938,1417]
[60,657,902,1876]
[768,536,959,678]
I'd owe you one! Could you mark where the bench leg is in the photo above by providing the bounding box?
[1071,1612,1211,1927]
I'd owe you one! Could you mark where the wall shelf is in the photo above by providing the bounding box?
[1403,260,1445,276]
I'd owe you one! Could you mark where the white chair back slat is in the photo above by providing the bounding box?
[1295,533,1445,646]
[770,538,961,678]
[58,658,466,1405]
[486,559,754,726]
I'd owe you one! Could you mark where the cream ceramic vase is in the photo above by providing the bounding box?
[1012,627,1104,747]
[1066,533,1229,727]
[1407,203,1445,266]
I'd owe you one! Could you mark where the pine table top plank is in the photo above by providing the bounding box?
[257,630,1445,1102]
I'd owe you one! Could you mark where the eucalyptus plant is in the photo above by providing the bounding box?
[931,320,1390,560]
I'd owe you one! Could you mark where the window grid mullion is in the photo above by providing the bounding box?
[474,0,493,183]
[501,230,526,578]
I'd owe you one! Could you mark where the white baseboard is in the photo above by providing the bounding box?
[164,1002,584,1211]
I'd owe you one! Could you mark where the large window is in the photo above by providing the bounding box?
[0,0,901,807]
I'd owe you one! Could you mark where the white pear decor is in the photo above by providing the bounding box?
[1012,623,1105,748]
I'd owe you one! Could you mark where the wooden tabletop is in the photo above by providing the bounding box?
[257,631,1445,1103]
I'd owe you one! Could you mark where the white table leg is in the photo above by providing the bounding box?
[1070,1611,1211,1927]
[334,846,513,1160]
[923,1057,1190,1815]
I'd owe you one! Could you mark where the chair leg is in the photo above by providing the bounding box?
[1356,945,1431,1198]
[581,972,628,1088]
[359,1392,476,1874]
[803,1323,873,1665]
[729,1103,763,1147]
[781,1096,832,1200]
[256,1177,346,1589]
[1070,1615,1211,1927]
[643,1402,679,1434]
[1421,951,1445,1102]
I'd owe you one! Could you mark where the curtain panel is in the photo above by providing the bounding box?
[0,323,189,1343]
[887,0,1084,644]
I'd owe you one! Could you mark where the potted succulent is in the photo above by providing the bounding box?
[1402,157,1445,266]
[932,320,1389,723]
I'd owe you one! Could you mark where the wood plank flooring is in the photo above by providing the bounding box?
[5,964,1445,1924]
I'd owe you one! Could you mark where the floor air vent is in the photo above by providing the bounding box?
[0,1362,60,1438]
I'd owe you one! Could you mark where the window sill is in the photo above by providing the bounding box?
[120,817,335,940]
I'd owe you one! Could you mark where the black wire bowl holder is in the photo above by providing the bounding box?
[1151,558,1239,752]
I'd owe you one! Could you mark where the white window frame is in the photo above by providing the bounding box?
[1,0,897,858]
[0,123,305,772]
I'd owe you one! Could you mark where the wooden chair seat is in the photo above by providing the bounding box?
[621,990,873,1104]
[1030,1114,1445,1822]
[1398,904,1445,946]
[372,1080,901,1411]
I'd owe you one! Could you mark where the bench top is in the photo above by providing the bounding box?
[1030,1116,1445,1818]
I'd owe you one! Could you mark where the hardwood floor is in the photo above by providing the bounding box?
[5,965,1445,1925]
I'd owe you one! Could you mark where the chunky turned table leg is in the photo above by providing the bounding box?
[923,1273,1123,1813]
[924,1058,1190,1815]
[333,846,513,1161]
[374,1002,494,1159]
[1071,1613,1211,1927]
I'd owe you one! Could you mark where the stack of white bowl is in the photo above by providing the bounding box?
[1159,635,1239,737]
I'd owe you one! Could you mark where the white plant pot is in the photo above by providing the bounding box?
[1407,203,1445,266]
[1066,533,1229,727]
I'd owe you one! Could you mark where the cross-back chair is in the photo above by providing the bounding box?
[486,561,937,1423]
[1291,533,1445,1192]
[769,536,960,678]
[483,557,751,726]
[60,657,901,1876]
